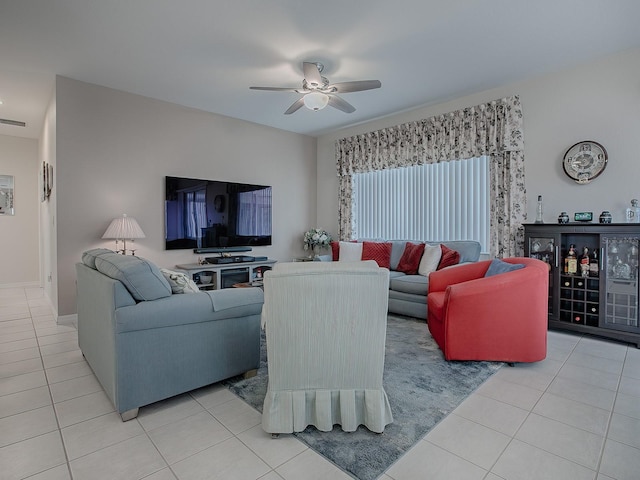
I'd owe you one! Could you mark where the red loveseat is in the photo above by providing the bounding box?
[427,257,548,363]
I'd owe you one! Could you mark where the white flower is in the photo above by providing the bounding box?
[303,228,332,250]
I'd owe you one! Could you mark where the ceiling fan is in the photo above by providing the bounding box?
[250,62,381,115]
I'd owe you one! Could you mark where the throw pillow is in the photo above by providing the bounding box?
[388,241,408,270]
[418,243,442,276]
[330,241,340,261]
[94,253,172,301]
[484,259,525,277]
[339,241,363,262]
[81,248,115,269]
[160,268,200,294]
[396,242,425,274]
[437,244,461,270]
[361,241,392,269]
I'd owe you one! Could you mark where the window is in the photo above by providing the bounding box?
[352,156,489,253]
[184,189,207,239]
[237,188,272,236]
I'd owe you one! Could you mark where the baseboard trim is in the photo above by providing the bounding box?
[0,281,41,289]
[58,314,77,328]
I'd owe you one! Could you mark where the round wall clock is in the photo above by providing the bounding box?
[562,140,608,184]
[214,194,225,212]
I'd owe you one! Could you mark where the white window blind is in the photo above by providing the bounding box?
[237,188,272,236]
[184,189,207,239]
[352,156,489,252]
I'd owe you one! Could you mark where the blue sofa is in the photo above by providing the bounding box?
[387,240,482,319]
[323,240,481,319]
[76,250,264,420]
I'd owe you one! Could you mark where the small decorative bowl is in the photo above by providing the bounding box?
[199,275,213,284]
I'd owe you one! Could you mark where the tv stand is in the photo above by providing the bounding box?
[176,259,276,291]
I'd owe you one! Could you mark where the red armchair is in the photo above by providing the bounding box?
[427,257,548,363]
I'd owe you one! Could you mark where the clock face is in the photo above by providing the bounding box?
[214,195,225,212]
[562,141,608,184]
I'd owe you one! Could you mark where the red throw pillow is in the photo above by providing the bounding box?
[437,244,460,270]
[361,241,392,269]
[330,241,340,261]
[396,242,425,274]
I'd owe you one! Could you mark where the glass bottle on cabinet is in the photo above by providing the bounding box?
[527,236,556,314]
[602,236,639,332]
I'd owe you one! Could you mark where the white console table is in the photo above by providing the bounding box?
[176,259,277,290]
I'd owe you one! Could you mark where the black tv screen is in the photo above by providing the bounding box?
[165,176,272,251]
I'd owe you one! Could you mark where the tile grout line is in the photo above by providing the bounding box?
[479,332,586,477]
[500,334,634,477]
[31,302,76,480]
[592,345,627,477]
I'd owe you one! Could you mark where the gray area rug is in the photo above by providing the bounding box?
[224,315,502,480]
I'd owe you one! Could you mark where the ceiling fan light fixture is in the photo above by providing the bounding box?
[251,61,380,114]
[303,91,329,111]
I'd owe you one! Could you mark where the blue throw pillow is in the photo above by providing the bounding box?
[81,248,115,269]
[484,259,525,277]
[95,253,172,301]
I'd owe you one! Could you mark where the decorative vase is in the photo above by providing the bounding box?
[312,244,322,261]
[599,211,612,224]
[558,212,569,224]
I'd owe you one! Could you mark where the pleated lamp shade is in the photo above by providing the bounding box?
[102,214,145,240]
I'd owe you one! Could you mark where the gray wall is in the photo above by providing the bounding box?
[0,134,39,286]
[316,48,640,239]
[53,77,317,316]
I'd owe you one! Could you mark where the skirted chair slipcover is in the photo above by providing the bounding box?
[261,260,393,434]
[427,257,548,363]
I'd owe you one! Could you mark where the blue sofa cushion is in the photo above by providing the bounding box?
[388,241,407,270]
[390,274,429,296]
[115,287,264,333]
[95,253,172,301]
[82,248,115,269]
[427,241,481,264]
[484,259,525,277]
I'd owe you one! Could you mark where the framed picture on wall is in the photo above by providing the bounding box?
[47,163,53,199]
[0,175,15,215]
[41,161,52,202]
[41,161,47,202]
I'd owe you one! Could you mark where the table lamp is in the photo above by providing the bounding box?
[102,214,145,255]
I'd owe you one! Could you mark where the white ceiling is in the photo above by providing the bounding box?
[1,0,640,139]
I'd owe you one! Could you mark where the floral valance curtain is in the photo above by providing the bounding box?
[335,95,526,257]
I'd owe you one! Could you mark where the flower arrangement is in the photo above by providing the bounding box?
[303,228,332,252]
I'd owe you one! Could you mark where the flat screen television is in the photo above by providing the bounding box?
[165,176,272,252]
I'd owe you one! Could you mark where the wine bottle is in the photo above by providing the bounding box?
[567,244,578,275]
[535,195,544,223]
[580,247,590,277]
[589,249,599,277]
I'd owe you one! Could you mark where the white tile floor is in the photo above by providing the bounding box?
[1,287,639,480]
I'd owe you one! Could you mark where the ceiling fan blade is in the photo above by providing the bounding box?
[327,95,356,114]
[250,86,299,92]
[284,97,305,115]
[303,62,323,88]
[330,80,382,93]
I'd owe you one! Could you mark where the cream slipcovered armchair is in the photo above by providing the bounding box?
[261,261,393,434]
